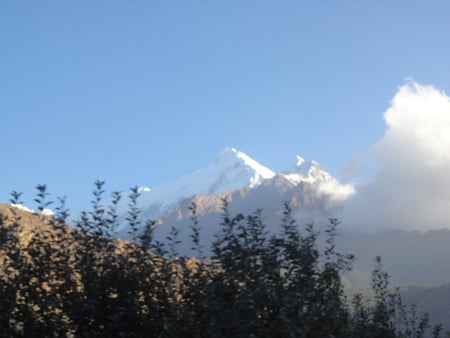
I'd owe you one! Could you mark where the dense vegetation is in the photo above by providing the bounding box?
[0,182,446,337]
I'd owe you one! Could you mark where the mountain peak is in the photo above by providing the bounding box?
[115,147,355,238]
[217,146,238,155]
[283,155,332,184]
[130,147,275,219]
[214,147,239,163]
[215,147,259,165]
[212,147,275,188]
[294,155,306,167]
[214,147,275,177]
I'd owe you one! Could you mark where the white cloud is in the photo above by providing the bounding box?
[343,81,450,232]
[317,180,355,204]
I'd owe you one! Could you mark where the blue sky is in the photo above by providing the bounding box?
[2,1,450,214]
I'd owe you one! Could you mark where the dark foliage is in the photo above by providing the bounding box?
[0,184,447,337]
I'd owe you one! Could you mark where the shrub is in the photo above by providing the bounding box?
[0,183,445,337]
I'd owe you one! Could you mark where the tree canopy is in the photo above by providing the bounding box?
[0,183,445,337]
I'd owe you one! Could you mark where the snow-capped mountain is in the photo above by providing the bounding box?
[129,147,276,219]
[282,155,333,184]
[113,146,355,253]
[116,147,353,226]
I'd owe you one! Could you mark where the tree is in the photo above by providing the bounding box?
[0,183,445,337]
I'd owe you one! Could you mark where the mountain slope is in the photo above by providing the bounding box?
[282,155,333,184]
[131,147,276,220]
[116,147,354,240]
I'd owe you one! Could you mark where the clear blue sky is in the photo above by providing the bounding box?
[2,1,450,213]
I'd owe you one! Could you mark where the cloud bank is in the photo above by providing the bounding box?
[343,81,450,232]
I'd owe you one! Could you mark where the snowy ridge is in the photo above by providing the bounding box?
[116,147,354,222]
[11,203,54,216]
[282,155,333,185]
[135,147,275,218]
[281,155,354,202]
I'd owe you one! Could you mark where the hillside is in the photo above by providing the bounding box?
[0,203,199,336]
[1,202,448,336]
